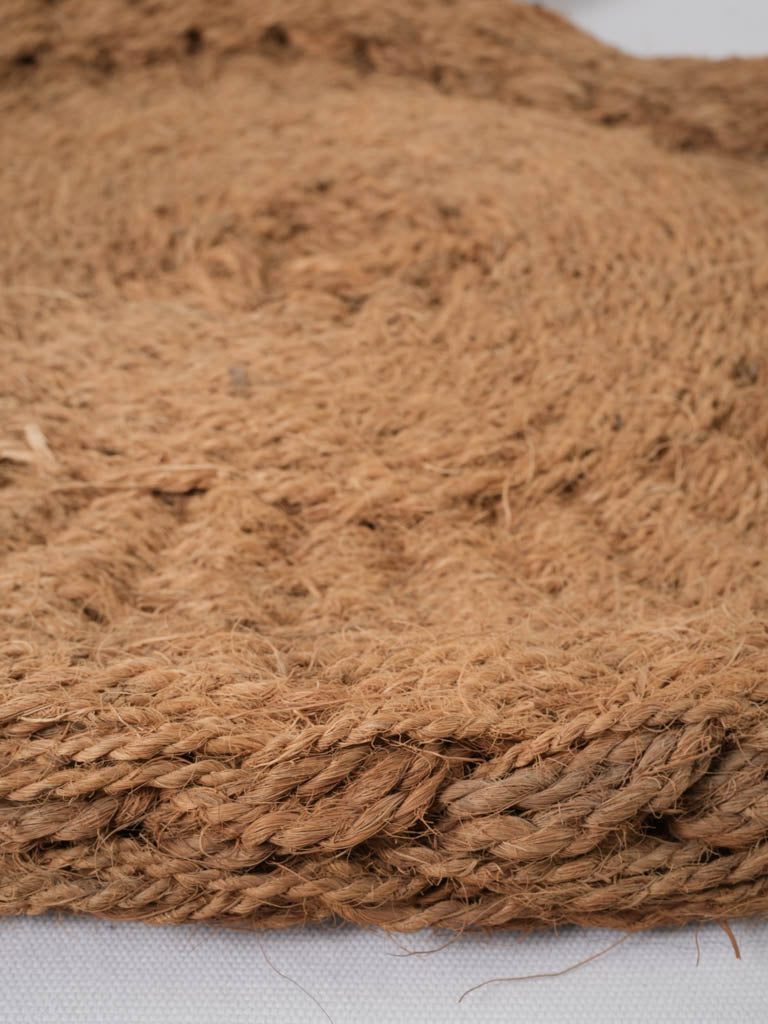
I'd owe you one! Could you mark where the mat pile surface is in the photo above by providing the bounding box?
[2,0,768,932]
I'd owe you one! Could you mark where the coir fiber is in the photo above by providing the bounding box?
[2,0,768,932]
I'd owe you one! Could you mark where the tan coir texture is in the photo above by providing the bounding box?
[3,0,768,934]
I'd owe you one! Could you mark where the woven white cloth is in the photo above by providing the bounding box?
[542,0,768,57]
[3,916,768,1024]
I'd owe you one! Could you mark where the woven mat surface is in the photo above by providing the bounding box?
[3,0,768,932]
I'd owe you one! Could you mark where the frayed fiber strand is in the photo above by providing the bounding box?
[3,0,768,933]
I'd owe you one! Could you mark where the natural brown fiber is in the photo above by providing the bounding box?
[3,0,768,934]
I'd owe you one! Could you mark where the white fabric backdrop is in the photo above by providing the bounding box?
[541,0,768,57]
[4,3,768,1021]
[4,915,768,1024]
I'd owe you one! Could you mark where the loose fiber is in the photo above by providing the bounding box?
[2,0,768,933]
